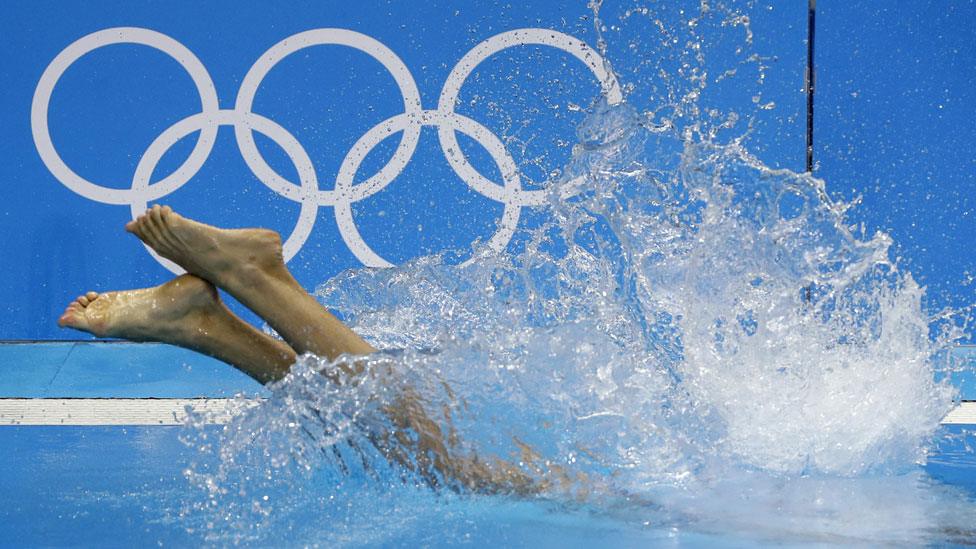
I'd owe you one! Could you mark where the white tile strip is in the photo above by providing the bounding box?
[0,398,260,425]
[942,402,976,425]
[0,398,973,426]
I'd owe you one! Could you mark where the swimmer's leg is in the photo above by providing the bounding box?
[124,208,542,493]
[126,205,375,373]
[57,274,296,384]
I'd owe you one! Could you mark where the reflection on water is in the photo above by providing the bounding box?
[182,2,975,545]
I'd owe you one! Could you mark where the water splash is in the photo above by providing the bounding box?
[181,1,973,544]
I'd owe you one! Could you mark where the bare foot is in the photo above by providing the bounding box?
[58,274,223,344]
[125,205,286,289]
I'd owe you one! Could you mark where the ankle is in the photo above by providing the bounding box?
[169,307,220,348]
[221,259,292,299]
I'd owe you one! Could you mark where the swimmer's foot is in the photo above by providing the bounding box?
[126,206,376,362]
[57,274,223,344]
[126,205,287,291]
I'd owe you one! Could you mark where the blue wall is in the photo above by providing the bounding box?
[0,1,971,341]
[818,1,976,336]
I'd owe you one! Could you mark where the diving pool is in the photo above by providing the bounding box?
[3,0,976,545]
[1,342,974,546]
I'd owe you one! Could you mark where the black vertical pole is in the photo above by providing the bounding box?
[803,0,817,305]
[806,0,816,173]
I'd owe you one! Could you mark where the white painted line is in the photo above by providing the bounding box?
[0,398,260,426]
[0,399,973,426]
[942,402,976,425]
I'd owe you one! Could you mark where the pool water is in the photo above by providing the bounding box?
[4,1,976,546]
[1,343,974,546]
[0,422,973,546]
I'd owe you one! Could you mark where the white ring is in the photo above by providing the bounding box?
[436,28,622,205]
[130,110,319,274]
[334,110,524,268]
[234,29,423,207]
[34,27,620,270]
[31,27,219,205]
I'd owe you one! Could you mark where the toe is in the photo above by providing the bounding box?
[159,205,176,230]
[153,206,181,250]
[132,208,161,246]
[86,291,99,301]
[58,309,80,328]
[137,217,154,241]
[159,205,174,225]
[130,215,147,238]
[77,295,89,306]
[143,209,165,246]
[162,206,182,228]
[150,204,165,228]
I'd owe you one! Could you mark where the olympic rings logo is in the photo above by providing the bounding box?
[31,27,621,272]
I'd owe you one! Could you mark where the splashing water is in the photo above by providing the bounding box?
[181,2,974,545]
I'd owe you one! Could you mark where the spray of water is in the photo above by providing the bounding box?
[180,2,973,544]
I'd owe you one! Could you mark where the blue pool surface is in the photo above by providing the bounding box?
[0,341,264,398]
[1,342,974,546]
[3,341,973,399]
[2,0,974,545]
[6,424,793,547]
